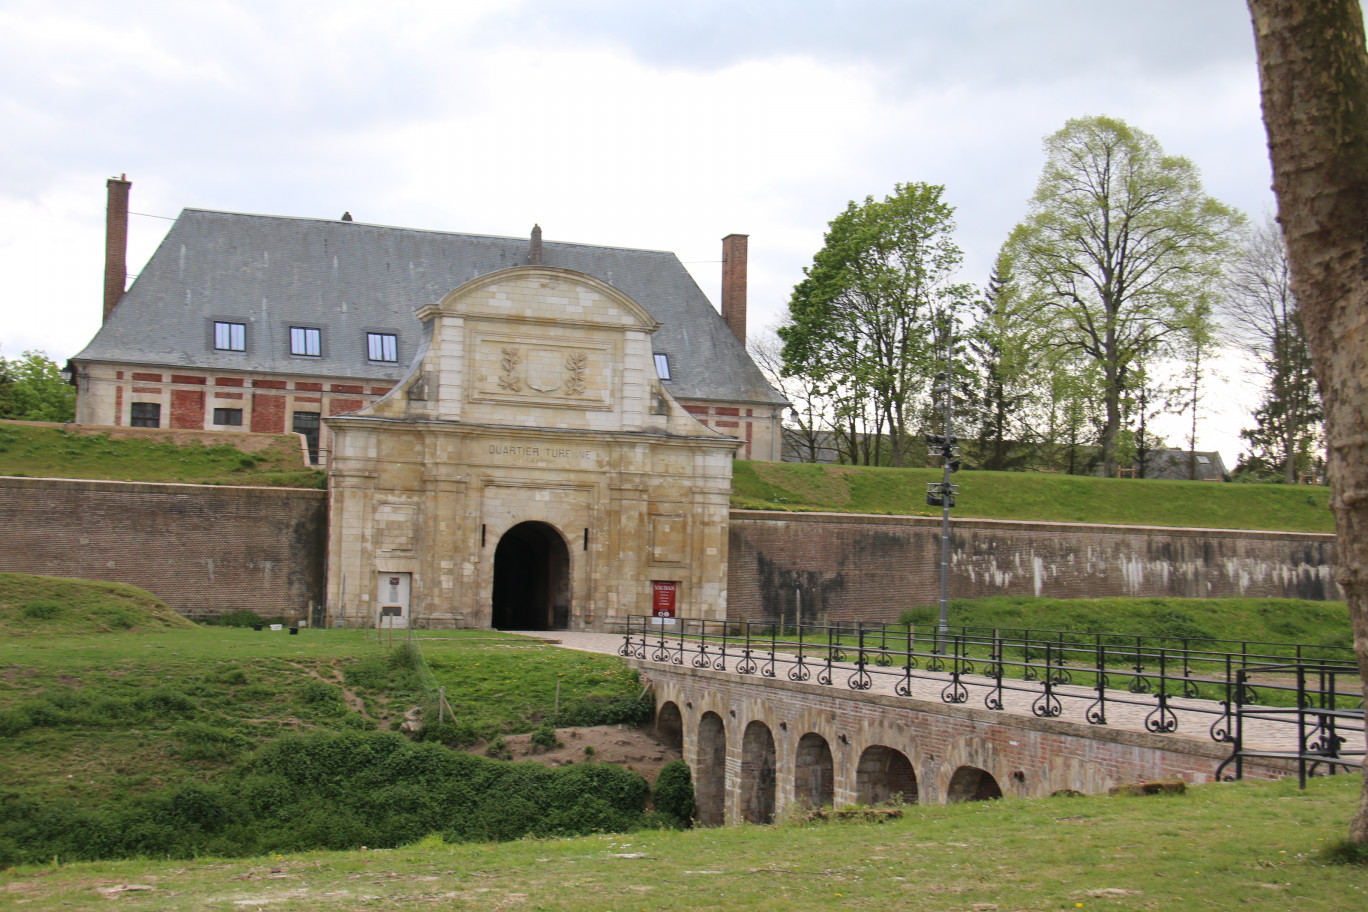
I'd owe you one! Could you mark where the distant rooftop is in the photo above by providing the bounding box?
[75,209,786,407]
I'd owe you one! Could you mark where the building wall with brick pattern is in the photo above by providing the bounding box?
[728,511,1339,625]
[0,477,326,622]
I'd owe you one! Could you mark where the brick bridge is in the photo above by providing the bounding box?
[594,629,1341,827]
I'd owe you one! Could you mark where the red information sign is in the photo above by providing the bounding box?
[651,581,677,618]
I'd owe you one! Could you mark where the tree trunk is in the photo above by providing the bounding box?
[1248,0,1368,844]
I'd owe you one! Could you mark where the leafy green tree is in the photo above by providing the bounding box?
[1005,116,1243,476]
[780,183,973,467]
[0,351,75,422]
[1225,216,1322,484]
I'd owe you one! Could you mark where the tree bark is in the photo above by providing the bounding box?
[1248,0,1368,844]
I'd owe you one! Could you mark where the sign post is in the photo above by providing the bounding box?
[651,580,677,625]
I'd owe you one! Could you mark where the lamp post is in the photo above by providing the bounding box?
[925,316,961,651]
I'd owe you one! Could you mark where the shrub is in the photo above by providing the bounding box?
[551,693,653,728]
[205,609,265,628]
[530,722,560,753]
[173,722,249,762]
[135,687,196,714]
[416,719,490,748]
[651,759,695,826]
[298,679,344,709]
[21,599,61,619]
[1141,608,1214,642]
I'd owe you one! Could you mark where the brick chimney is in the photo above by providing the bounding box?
[103,174,131,322]
[529,224,543,265]
[721,233,748,344]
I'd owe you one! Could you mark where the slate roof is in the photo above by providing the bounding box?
[74,209,787,407]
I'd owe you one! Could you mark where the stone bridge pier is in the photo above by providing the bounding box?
[636,661,1289,826]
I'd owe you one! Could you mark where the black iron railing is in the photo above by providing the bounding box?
[619,617,1364,782]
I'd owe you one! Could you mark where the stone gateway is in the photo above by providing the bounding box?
[325,266,738,630]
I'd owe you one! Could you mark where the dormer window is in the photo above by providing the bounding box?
[290,326,321,357]
[654,353,671,380]
[367,332,398,362]
[214,321,245,351]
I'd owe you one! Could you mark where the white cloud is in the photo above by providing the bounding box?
[0,0,1288,463]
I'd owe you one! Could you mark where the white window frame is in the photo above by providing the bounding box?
[367,332,398,362]
[290,326,321,357]
[654,353,671,380]
[214,321,246,352]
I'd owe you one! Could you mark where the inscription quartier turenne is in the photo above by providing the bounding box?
[487,443,596,461]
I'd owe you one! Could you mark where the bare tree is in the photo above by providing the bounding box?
[749,329,826,463]
[1247,0,1368,844]
[1224,215,1322,483]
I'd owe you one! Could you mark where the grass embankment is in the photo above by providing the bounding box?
[3,775,1364,912]
[0,422,326,488]
[0,574,644,807]
[902,595,1354,648]
[732,460,1336,532]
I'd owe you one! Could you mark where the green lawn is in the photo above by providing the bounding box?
[0,422,326,488]
[1,774,1363,911]
[733,460,1336,532]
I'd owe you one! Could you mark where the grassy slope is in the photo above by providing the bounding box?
[0,423,326,488]
[903,595,1354,648]
[733,460,1336,533]
[0,575,640,803]
[2,775,1363,912]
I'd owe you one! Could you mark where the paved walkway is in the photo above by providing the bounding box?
[514,631,1365,760]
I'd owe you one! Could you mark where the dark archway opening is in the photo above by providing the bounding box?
[696,712,727,826]
[946,766,1004,803]
[656,702,684,752]
[856,745,918,805]
[794,733,834,809]
[740,721,777,824]
[492,521,570,630]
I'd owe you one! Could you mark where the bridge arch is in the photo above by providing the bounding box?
[695,711,727,826]
[946,765,1004,802]
[935,735,1017,803]
[793,732,835,809]
[656,701,683,752]
[856,744,918,805]
[740,721,777,824]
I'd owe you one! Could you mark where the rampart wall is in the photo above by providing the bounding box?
[728,511,1339,625]
[0,476,326,621]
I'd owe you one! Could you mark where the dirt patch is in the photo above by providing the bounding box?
[489,725,680,786]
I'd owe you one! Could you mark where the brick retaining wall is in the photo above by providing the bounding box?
[729,510,1339,625]
[0,476,326,621]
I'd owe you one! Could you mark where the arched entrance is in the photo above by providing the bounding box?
[946,766,1003,802]
[492,521,571,629]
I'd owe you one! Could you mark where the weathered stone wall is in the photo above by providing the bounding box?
[0,476,326,621]
[728,511,1339,625]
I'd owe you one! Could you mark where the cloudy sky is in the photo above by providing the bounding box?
[1,1,1281,460]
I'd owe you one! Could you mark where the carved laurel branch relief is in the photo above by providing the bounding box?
[564,351,588,396]
[498,348,522,392]
[497,347,589,397]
